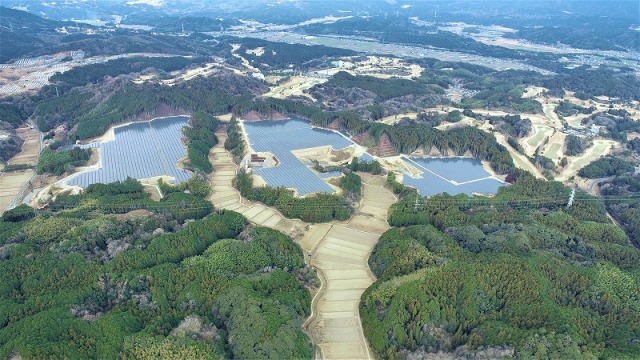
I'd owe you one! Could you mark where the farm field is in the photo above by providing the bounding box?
[0,124,41,214]
[7,126,40,165]
[0,170,33,214]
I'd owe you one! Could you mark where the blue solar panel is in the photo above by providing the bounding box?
[402,157,506,196]
[357,153,375,162]
[244,118,355,196]
[68,116,192,188]
[318,171,343,179]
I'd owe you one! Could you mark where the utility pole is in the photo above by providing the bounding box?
[566,188,576,209]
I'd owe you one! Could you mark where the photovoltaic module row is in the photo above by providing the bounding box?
[243,118,354,196]
[402,157,506,197]
[67,116,192,188]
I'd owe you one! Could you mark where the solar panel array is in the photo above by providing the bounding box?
[410,157,491,183]
[244,118,353,196]
[68,116,192,187]
[357,152,375,162]
[402,157,506,197]
[318,171,343,179]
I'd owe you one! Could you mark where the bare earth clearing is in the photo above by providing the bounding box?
[208,130,396,359]
[8,126,40,165]
[263,55,423,101]
[0,170,34,213]
[0,52,180,96]
[0,125,41,213]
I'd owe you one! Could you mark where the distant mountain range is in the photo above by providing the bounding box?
[1,0,637,63]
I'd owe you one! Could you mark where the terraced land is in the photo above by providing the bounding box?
[303,174,396,359]
[208,130,396,359]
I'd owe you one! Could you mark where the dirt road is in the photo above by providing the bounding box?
[207,130,397,359]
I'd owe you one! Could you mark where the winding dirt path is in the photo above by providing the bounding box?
[208,130,396,359]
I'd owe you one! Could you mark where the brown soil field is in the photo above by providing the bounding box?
[0,170,34,214]
[263,75,325,100]
[304,174,396,359]
[8,126,40,166]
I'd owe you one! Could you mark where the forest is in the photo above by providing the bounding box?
[321,71,432,102]
[564,134,592,157]
[236,37,356,70]
[0,130,23,163]
[582,110,640,142]
[600,174,640,247]
[578,157,637,179]
[361,175,640,359]
[0,178,314,359]
[50,56,206,87]
[234,170,354,223]
[36,146,92,176]
[183,111,221,174]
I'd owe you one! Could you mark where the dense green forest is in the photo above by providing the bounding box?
[235,170,354,223]
[564,134,592,157]
[542,67,640,101]
[224,117,246,161]
[31,74,264,138]
[236,37,356,70]
[51,56,206,87]
[0,7,218,63]
[362,176,640,359]
[321,71,431,101]
[578,157,637,179]
[601,174,640,247]
[122,15,239,33]
[555,100,594,117]
[36,146,92,176]
[582,110,640,142]
[183,111,220,174]
[461,82,542,113]
[0,179,314,359]
[0,132,24,163]
[0,104,29,128]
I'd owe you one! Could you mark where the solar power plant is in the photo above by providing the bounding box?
[402,157,506,196]
[357,152,375,162]
[318,171,343,179]
[68,116,192,187]
[243,118,354,196]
